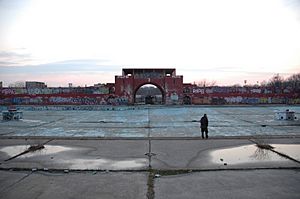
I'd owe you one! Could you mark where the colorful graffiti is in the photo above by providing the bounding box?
[189,95,299,105]
[1,85,299,105]
[1,87,110,96]
[0,94,129,106]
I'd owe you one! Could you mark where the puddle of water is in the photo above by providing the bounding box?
[210,144,286,165]
[0,145,74,158]
[0,145,148,169]
[63,158,109,169]
[110,159,147,169]
[272,144,300,161]
[65,158,148,170]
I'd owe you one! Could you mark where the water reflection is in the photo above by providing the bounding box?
[0,145,148,169]
[63,158,147,170]
[272,144,300,161]
[210,144,286,164]
[251,147,271,161]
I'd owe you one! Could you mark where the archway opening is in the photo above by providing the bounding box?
[135,84,163,105]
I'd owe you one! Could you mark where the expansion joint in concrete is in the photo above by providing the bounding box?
[147,170,155,199]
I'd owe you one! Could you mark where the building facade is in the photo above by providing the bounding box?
[115,68,183,104]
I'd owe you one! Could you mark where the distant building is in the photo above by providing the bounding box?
[25,81,47,88]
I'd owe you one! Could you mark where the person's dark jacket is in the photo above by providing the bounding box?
[200,116,208,128]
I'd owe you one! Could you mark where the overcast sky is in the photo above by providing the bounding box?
[0,0,299,87]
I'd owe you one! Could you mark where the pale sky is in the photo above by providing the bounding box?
[0,0,300,87]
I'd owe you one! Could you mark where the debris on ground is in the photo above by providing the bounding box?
[154,174,161,178]
[28,144,45,151]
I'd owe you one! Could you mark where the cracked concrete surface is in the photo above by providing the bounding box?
[1,106,299,137]
[154,169,300,199]
[0,137,299,199]
[0,170,147,199]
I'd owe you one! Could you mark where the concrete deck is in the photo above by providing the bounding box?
[0,137,299,198]
[0,170,147,199]
[155,169,300,199]
[1,106,299,137]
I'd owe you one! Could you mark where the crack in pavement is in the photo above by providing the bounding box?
[186,146,216,168]
[2,117,66,137]
[22,117,66,129]
[0,171,32,194]
[151,158,172,168]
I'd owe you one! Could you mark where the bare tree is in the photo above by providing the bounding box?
[267,74,284,93]
[286,73,300,91]
[196,79,217,87]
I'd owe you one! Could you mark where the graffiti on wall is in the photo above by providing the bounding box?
[1,87,110,95]
[1,94,299,105]
[190,96,299,105]
[192,88,205,94]
[0,95,129,105]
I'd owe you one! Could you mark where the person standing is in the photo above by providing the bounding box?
[200,114,209,139]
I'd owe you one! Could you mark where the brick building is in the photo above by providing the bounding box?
[115,68,184,104]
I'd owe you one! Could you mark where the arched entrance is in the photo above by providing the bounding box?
[115,68,183,105]
[134,83,164,104]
